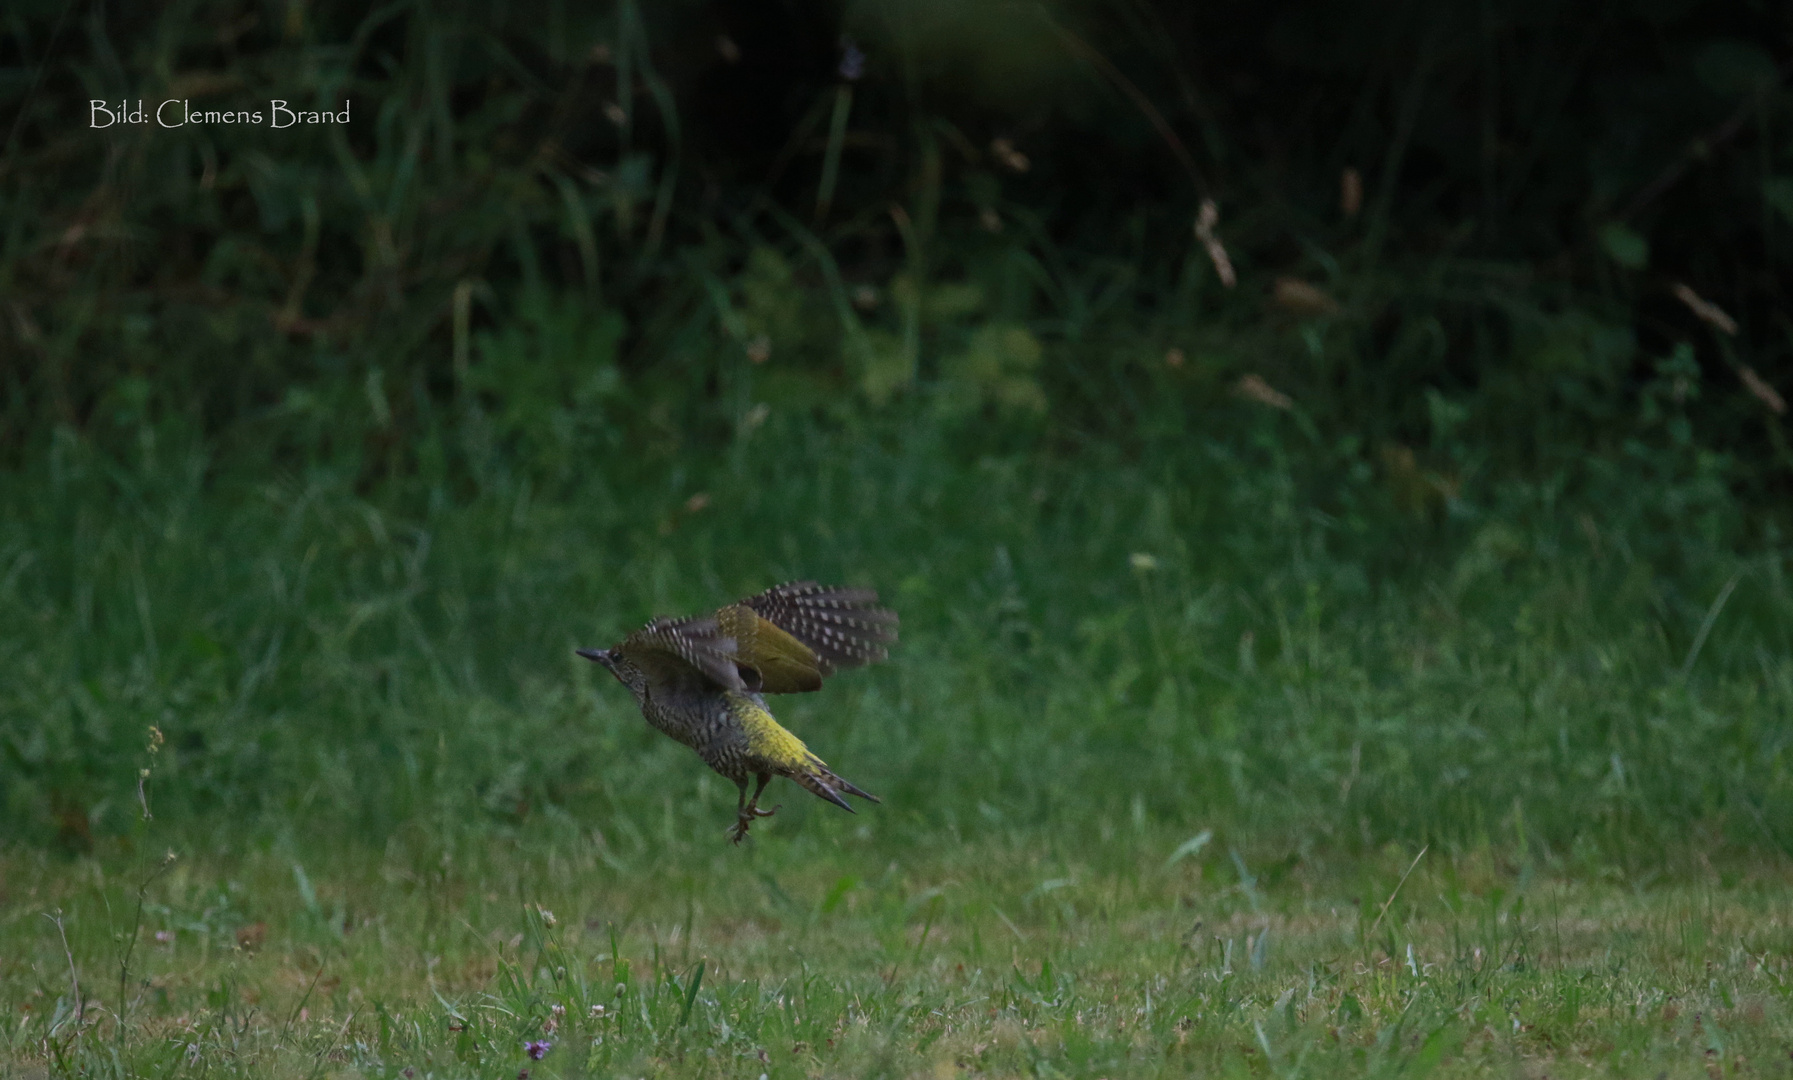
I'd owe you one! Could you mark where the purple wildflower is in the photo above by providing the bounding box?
[838,37,864,81]
[524,1039,552,1060]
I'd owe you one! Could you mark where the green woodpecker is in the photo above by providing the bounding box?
[579,582,896,842]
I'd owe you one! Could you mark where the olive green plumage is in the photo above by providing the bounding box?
[578,582,897,842]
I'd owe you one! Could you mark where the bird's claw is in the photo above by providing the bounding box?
[728,803,782,844]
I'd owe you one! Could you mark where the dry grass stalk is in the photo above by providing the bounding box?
[990,138,1030,173]
[1272,277,1340,317]
[1671,283,1738,336]
[1738,367,1786,414]
[1235,373,1292,410]
[1194,200,1236,288]
[1340,168,1363,217]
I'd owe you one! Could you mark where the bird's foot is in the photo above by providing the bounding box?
[727,803,781,845]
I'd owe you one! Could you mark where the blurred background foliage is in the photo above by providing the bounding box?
[3,0,1788,474]
[1,0,1790,861]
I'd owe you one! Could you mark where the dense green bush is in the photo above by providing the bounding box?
[2,0,1788,478]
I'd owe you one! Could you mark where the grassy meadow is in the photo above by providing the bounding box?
[5,1,1793,1076]
[5,837,1793,1079]
[2,402,1790,1078]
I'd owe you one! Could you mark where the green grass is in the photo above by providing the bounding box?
[3,397,1788,854]
[5,839,1793,1078]
[2,397,1791,1076]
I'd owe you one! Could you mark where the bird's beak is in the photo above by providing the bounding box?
[576,648,610,664]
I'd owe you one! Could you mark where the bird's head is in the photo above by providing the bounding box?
[577,647,646,696]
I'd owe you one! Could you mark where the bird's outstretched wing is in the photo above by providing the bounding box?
[722,581,898,693]
[616,615,746,692]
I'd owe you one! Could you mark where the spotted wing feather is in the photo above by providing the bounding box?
[739,581,898,673]
[617,615,746,692]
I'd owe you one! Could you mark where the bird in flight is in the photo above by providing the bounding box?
[579,582,897,842]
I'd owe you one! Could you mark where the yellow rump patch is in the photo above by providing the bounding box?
[727,693,814,770]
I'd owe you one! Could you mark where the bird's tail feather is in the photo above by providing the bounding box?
[791,755,880,812]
